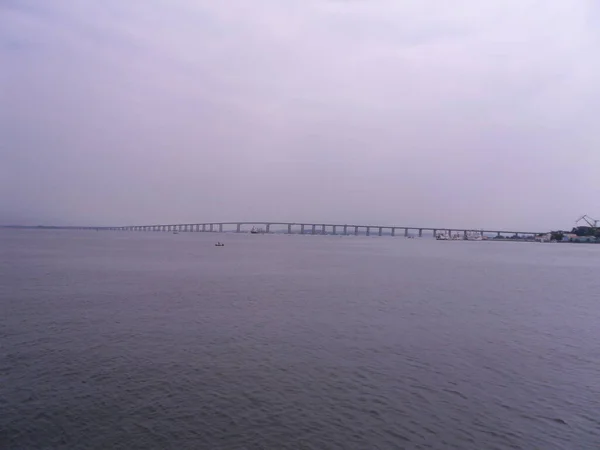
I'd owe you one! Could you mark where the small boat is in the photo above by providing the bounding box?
[215,242,224,247]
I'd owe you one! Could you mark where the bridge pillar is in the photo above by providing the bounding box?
[311,225,316,235]
[321,224,326,235]
[379,227,383,236]
[354,226,359,235]
[366,227,370,236]
[343,225,347,235]
[391,227,395,236]
[287,224,292,234]
[404,228,409,237]
[237,224,241,233]
[218,224,223,233]
[419,229,423,237]
[464,230,468,239]
[332,225,337,235]
[301,224,305,234]
[266,224,270,233]
[209,224,214,232]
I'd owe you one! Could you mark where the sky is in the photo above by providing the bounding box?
[1,0,599,230]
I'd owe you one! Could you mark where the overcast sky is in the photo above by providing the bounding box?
[1,0,599,229]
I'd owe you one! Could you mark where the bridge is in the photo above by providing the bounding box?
[10,222,545,239]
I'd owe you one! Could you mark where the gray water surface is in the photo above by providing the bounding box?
[2,230,599,449]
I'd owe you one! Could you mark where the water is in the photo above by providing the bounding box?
[2,230,599,449]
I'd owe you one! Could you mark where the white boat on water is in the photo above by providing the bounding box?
[436,231,484,241]
[466,231,484,241]
[436,232,462,240]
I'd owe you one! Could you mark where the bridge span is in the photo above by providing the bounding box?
[46,222,544,239]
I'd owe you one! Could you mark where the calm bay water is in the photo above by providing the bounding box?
[1,230,599,449]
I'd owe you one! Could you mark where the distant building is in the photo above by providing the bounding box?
[563,233,598,243]
[573,235,597,243]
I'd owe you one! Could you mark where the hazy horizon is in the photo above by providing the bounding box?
[2,1,599,230]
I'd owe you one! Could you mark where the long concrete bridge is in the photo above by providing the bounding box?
[27,222,544,239]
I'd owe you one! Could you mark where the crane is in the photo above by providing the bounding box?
[576,215,598,228]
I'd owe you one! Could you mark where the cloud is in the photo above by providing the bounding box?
[1,0,599,228]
